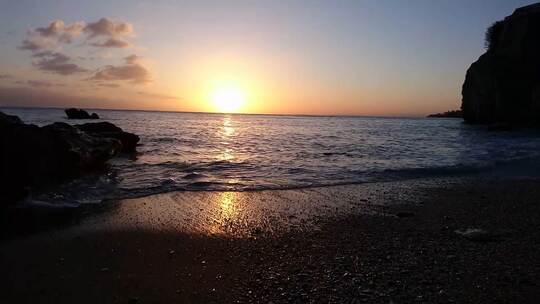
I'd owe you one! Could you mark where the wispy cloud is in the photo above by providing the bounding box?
[90,54,151,84]
[0,86,118,108]
[35,19,85,43]
[90,38,130,48]
[84,18,133,38]
[12,79,66,88]
[33,52,88,75]
[137,91,181,100]
[96,83,121,88]
[84,18,133,49]
[19,38,53,52]
[25,80,54,88]
[18,18,148,80]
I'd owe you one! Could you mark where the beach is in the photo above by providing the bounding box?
[3,1,540,303]
[2,177,540,303]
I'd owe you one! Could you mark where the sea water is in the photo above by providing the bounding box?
[4,107,540,205]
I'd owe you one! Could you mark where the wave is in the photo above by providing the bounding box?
[23,155,540,208]
[10,108,540,208]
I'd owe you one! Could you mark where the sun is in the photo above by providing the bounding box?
[210,86,246,113]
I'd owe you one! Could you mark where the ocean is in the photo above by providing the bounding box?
[3,107,540,206]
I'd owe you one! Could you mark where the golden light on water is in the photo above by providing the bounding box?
[218,116,236,161]
[221,116,235,137]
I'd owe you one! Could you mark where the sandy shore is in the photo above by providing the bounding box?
[1,177,540,303]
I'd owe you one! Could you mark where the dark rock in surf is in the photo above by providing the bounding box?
[461,3,540,125]
[0,111,23,125]
[0,111,121,205]
[65,108,100,119]
[76,122,140,152]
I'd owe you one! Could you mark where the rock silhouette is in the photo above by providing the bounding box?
[462,3,540,125]
[76,122,140,152]
[0,112,23,125]
[0,111,139,205]
[65,108,100,119]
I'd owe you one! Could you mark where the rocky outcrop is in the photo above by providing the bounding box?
[427,110,462,118]
[76,122,140,152]
[461,3,540,125]
[0,112,129,205]
[0,112,23,125]
[65,108,100,119]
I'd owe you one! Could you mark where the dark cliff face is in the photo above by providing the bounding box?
[461,3,540,125]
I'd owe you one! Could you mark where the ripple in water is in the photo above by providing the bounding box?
[5,107,540,205]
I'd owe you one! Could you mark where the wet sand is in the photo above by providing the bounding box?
[1,177,540,303]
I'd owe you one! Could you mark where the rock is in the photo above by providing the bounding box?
[75,121,123,133]
[65,108,99,119]
[427,110,462,118]
[0,111,122,205]
[0,111,23,125]
[76,122,140,152]
[461,4,540,126]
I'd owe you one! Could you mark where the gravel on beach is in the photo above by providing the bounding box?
[1,178,540,303]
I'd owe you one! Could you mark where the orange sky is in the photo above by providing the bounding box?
[0,1,532,116]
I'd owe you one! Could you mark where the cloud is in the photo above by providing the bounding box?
[19,38,52,51]
[60,23,86,43]
[22,80,67,88]
[18,18,147,81]
[96,83,120,88]
[84,18,133,38]
[34,19,85,43]
[26,80,53,88]
[31,50,55,58]
[35,20,65,37]
[137,91,181,100]
[0,86,115,108]
[90,38,130,48]
[34,52,88,75]
[90,54,151,84]
[0,75,63,90]
[21,18,134,51]
[124,54,140,64]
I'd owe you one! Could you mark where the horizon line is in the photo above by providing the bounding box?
[0,105,446,119]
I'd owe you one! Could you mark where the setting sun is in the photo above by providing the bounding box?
[4,2,540,303]
[210,86,246,113]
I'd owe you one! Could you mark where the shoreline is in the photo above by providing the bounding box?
[2,176,473,239]
[2,176,540,303]
[16,151,540,211]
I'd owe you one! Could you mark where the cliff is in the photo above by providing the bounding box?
[461,3,540,125]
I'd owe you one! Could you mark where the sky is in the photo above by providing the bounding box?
[0,0,536,116]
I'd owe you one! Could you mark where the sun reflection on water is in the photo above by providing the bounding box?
[219,116,236,161]
[222,116,235,138]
